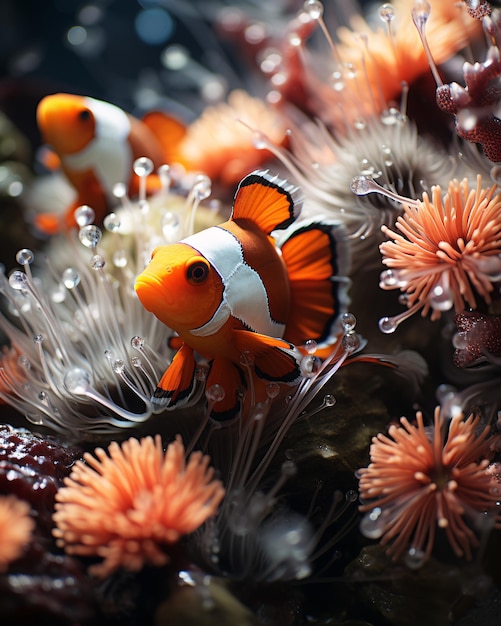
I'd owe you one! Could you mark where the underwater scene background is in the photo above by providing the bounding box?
[1,1,501,624]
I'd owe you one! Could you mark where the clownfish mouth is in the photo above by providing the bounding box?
[134,274,173,312]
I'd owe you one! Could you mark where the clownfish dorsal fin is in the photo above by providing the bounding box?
[230,170,302,234]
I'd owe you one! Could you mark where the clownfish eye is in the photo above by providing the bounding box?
[78,109,92,122]
[186,257,210,285]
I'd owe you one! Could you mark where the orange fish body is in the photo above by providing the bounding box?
[36,93,186,233]
[135,170,350,420]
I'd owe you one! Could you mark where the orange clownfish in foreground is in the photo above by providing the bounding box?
[36,93,186,234]
[134,170,350,420]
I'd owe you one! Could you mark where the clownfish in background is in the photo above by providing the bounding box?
[135,169,351,420]
[35,93,186,234]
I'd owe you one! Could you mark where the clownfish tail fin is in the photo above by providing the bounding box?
[231,170,303,234]
[277,217,351,349]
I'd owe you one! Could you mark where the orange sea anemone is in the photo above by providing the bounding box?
[0,495,34,571]
[378,175,501,332]
[53,435,225,578]
[174,89,287,185]
[358,406,501,565]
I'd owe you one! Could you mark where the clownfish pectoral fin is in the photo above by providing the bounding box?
[205,358,246,422]
[277,218,351,349]
[153,343,196,408]
[231,170,303,234]
[38,146,61,171]
[234,330,301,384]
[141,111,187,164]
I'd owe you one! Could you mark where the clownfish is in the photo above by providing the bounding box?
[135,170,350,420]
[36,93,186,234]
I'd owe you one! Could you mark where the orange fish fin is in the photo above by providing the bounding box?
[206,358,246,422]
[33,212,62,236]
[231,170,302,234]
[153,343,196,408]
[141,111,187,164]
[38,146,61,171]
[278,219,350,348]
[234,330,301,383]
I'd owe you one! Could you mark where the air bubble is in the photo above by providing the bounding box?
[303,0,324,20]
[379,269,398,287]
[206,384,225,403]
[113,183,127,199]
[74,204,95,227]
[8,270,28,290]
[62,268,81,289]
[79,224,102,248]
[16,248,34,266]
[133,156,154,177]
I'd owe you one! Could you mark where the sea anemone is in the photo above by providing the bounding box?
[377,175,501,333]
[358,406,501,565]
[174,89,288,185]
[53,434,225,578]
[0,168,218,437]
[0,495,34,571]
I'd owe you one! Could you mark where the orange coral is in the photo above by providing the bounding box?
[358,407,501,563]
[0,496,34,571]
[53,435,225,577]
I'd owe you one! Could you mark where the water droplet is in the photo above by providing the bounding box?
[133,156,154,177]
[360,507,387,539]
[452,331,468,350]
[331,71,344,92]
[266,382,280,399]
[62,268,81,289]
[79,224,102,248]
[379,269,398,287]
[379,316,398,334]
[300,355,321,377]
[90,254,105,270]
[64,367,91,395]
[342,331,361,352]
[131,356,142,368]
[162,211,179,240]
[158,164,170,190]
[206,384,225,403]
[379,3,395,22]
[345,489,358,502]
[112,183,127,199]
[304,339,317,355]
[240,350,254,367]
[341,312,356,332]
[404,546,426,569]
[131,336,144,350]
[430,284,453,311]
[303,0,324,19]
[113,359,125,374]
[104,212,122,232]
[192,174,211,201]
[8,270,28,290]
[112,250,128,268]
[323,394,336,407]
[74,204,95,227]
[350,175,373,195]
[412,0,431,29]
[16,248,34,266]
[353,118,367,130]
[33,334,44,344]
